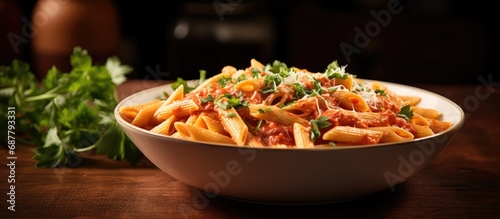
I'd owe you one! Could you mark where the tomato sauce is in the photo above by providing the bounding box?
[183,74,419,147]
[256,122,295,146]
[321,109,369,128]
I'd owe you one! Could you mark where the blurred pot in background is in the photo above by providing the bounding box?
[31,0,120,79]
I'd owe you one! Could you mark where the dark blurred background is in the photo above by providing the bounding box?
[1,0,496,84]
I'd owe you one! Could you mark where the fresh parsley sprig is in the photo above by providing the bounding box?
[172,69,207,93]
[324,60,349,80]
[374,89,387,97]
[0,47,140,168]
[397,105,414,121]
[214,94,248,109]
[310,116,332,141]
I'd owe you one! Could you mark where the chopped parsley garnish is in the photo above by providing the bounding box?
[326,86,340,93]
[312,78,323,95]
[251,68,260,78]
[236,74,247,84]
[254,119,263,131]
[217,76,233,87]
[172,70,206,94]
[215,94,248,109]
[327,60,340,70]
[291,79,323,99]
[310,116,332,141]
[226,112,237,118]
[200,94,214,103]
[374,89,387,97]
[199,69,206,84]
[172,77,193,93]
[397,105,414,121]
[257,108,271,114]
[292,82,307,98]
[266,60,289,75]
[324,60,348,80]
[260,87,275,94]
[261,73,282,93]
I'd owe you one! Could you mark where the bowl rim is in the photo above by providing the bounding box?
[114,79,465,151]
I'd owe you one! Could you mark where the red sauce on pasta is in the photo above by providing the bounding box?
[257,122,294,146]
[135,61,452,148]
[321,109,369,128]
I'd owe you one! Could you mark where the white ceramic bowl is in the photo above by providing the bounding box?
[115,80,464,204]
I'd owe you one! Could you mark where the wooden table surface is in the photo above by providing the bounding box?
[2,79,499,218]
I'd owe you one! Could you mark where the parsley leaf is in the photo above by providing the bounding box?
[257,107,271,114]
[172,70,207,94]
[172,77,191,93]
[215,94,248,109]
[251,68,260,78]
[217,76,233,87]
[254,120,263,132]
[397,105,414,121]
[374,89,387,97]
[292,82,307,98]
[199,69,207,85]
[226,112,237,118]
[266,60,289,75]
[324,60,348,80]
[236,74,247,84]
[200,95,214,103]
[312,78,323,95]
[310,116,332,141]
[261,73,282,94]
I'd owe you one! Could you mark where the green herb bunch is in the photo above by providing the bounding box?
[0,47,141,167]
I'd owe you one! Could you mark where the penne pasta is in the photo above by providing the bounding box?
[249,104,309,127]
[201,115,228,135]
[173,122,235,144]
[150,115,177,135]
[371,81,404,108]
[120,59,453,148]
[216,107,249,146]
[368,126,414,143]
[131,100,164,128]
[193,114,207,129]
[222,65,237,76]
[281,97,317,118]
[399,95,421,106]
[332,90,370,112]
[185,114,199,125]
[250,58,265,69]
[245,132,264,147]
[155,99,199,120]
[121,99,162,112]
[410,124,435,138]
[154,84,184,117]
[323,126,384,145]
[427,118,453,134]
[334,75,354,90]
[412,106,441,119]
[234,78,264,92]
[409,113,430,126]
[171,131,182,138]
[293,123,314,148]
[119,107,138,123]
